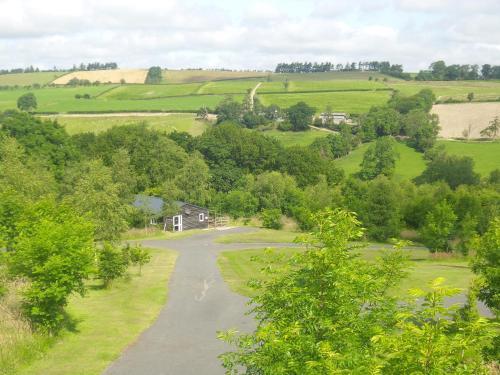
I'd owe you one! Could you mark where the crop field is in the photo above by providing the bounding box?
[0,71,65,86]
[257,90,391,114]
[335,139,500,178]
[100,83,203,99]
[162,69,268,83]
[432,102,500,138]
[0,86,239,113]
[389,80,500,101]
[196,79,260,94]
[53,69,148,84]
[48,113,209,135]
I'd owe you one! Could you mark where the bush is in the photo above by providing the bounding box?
[97,243,128,288]
[277,121,292,131]
[261,209,282,229]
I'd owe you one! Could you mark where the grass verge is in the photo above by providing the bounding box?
[218,246,472,298]
[215,229,299,244]
[5,248,177,375]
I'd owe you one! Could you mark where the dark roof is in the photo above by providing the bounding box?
[133,195,164,216]
[133,196,208,216]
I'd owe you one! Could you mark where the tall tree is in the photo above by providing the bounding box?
[359,137,399,180]
[65,160,129,242]
[17,93,37,111]
[286,101,316,131]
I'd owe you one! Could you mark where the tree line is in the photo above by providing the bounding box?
[417,60,500,81]
[275,61,410,79]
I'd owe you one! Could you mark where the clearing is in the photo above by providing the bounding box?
[432,102,500,139]
[335,140,500,178]
[53,69,148,85]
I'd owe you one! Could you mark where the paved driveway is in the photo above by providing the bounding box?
[104,228,282,375]
[104,228,492,375]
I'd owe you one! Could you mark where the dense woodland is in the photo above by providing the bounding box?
[0,85,499,370]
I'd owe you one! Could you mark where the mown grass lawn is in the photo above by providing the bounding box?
[217,246,473,298]
[49,113,210,136]
[216,228,300,244]
[13,248,177,375]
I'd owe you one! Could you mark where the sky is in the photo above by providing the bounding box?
[0,0,499,72]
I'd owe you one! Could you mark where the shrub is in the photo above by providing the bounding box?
[129,245,152,275]
[261,209,282,229]
[97,243,128,288]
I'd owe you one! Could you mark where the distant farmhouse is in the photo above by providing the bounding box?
[133,195,209,232]
[318,112,352,125]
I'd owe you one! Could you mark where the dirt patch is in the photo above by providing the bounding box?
[52,69,148,85]
[432,102,500,139]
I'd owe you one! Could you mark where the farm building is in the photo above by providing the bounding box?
[318,112,350,125]
[133,195,209,232]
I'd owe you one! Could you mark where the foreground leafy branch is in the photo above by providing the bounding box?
[218,209,498,374]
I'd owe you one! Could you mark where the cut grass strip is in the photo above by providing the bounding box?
[15,248,177,375]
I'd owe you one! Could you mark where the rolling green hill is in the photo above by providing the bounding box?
[0,71,65,86]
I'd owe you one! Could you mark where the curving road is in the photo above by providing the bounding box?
[104,228,492,375]
[104,228,287,375]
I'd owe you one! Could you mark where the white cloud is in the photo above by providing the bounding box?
[0,0,498,71]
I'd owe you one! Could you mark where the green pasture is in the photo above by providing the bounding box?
[335,140,500,179]
[257,90,391,114]
[388,80,500,101]
[258,79,388,93]
[100,83,202,99]
[216,228,299,244]
[6,249,177,375]
[262,128,331,147]
[217,246,472,298]
[439,140,500,175]
[48,113,209,136]
[0,86,238,113]
[0,72,65,86]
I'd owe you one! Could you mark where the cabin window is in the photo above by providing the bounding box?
[199,213,205,222]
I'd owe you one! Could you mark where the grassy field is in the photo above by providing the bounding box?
[258,79,387,93]
[0,86,239,113]
[271,71,393,82]
[217,246,472,298]
[48,113,209,135]
[262,128,331,147]
[440,140,500,174]
[335,142,427,180]
[13,248,177,375]
[0,72,65,86]
[388,80,500,102]
[335,140,499,179]
[257,90,391,114]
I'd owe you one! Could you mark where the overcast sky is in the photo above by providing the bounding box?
[0,0,499,72]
